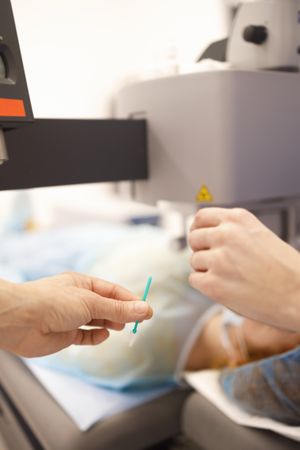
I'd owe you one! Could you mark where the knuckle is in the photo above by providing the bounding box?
[113,300,127,321]
[215,224,231,245]
[189,272,217,299]
[82,295,96,322]
[61,270,77,281]
[189,230,202,250]
[200,276,222,300]
[188,272,198,289]
[189,256,226,301]
[229,208,249,223]
[195,209,202,221]
[212,249,227,274]
[189,252,196,268]
[109,283,125,300]
[109,284,119,300]
[188,231,195,248]
[193,209,203,228]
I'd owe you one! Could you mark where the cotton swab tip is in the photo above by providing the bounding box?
[129,333,137,348]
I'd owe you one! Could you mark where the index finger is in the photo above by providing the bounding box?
[190,207,229,231]
[90,278,139,302]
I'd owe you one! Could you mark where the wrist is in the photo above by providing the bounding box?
[0,280,36,330]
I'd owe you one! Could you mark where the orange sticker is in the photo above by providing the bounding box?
[0,98,26,117]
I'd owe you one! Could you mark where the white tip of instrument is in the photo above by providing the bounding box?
[129,333,137,348]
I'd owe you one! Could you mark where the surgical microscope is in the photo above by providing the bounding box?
[1,1,300,449]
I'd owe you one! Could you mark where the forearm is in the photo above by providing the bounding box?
[0,279,26,353]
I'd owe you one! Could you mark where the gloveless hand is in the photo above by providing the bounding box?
[0,272,152,357]
[189,207,300,331]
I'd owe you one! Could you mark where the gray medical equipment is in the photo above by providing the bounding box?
[116,69,300,206]
[116,68,300,242]
[227,0,300,71]
[1,0,300,449]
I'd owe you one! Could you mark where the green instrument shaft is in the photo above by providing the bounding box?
[132,276,152,334]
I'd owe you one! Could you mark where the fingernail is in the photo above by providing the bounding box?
[133,301,149,315]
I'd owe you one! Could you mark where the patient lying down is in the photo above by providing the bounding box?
[33,225,300,418]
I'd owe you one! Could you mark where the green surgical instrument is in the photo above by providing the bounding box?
[129,276,152,347]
